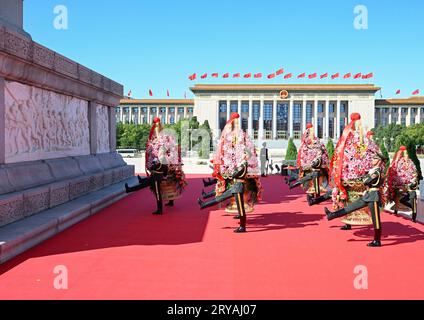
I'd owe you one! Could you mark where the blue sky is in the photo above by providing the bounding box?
[24,0,424,99]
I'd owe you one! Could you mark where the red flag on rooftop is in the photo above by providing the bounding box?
[223,73,229,78]
[244,73,251,78]
[331,73,340,79]
[396,89,401,95]
[298,73,306,78]
[127,90,132,97]
[354,73,362,79]
[284,73,292,79]
[320,73,328,79]
[276,68,284,75]
[233,73,241,78]
[362,72,373,79]
[343,73,351,79]
[188,73,196,81]
[412,89,420,95]
[254,73,262,78]
[308,73,317,79]
[267,73,276,79]
[149,89,153,97]
[201,73,207,79]
[167,90,170,97]
[211,73,219,78]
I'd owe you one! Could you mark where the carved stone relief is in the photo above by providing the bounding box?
[96,105,110,153]
[4,81,90,163]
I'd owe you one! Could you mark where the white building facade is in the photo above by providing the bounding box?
[116,84,424,147]
[116,99,194,125]
[191,84,379,145]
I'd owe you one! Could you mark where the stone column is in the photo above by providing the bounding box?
[129,106,133,124]
[406,108,411,126]
[165,107,169,124]
[226,100,230,121]
[216,100,220,137]
[248,99,253,137]
[336,100,341,139]
[325,100,330,139]
[88,101,98,155]
[259,99,264,140]
[314,100,318,137]
[288,99,294,138]
[109,106,117,151]
[0,76,5,164]
[302,100,307,132]
[147,107,151,124]
[388,107,392,124]
[120,107,124,123]
[273,99,277,139]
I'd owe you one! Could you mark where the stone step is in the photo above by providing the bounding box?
[0,176,138,264]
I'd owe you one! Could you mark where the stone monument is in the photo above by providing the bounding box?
[0,0,135,263]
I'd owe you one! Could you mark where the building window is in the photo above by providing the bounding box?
[141,107,148,113]
[329,103,335,114]
[277,102,289,133]
[116,107,120,113]
[151,107,157,114]
[187,107,193,113]
[159,107,165,113]
[264,102,273,131]
[252,101,260,131]
[178,107,185,114]
[219,101,227,130]
[329,118,334,139]
[241,102,249,113]
[170,116,175,124]
[219,101,227,113]
[169,107,175,113]
[317,118,323,138]
[421,108,424,123]
[318,102,324,113]
[230,101,238,114]
[293,103,302,132]
[340,118,345,136]
[123,107,129,113]
[306,103,313,125]
[340,103,346,113]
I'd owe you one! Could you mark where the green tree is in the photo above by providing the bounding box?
[285,138,298,160]
[326,138,335,160]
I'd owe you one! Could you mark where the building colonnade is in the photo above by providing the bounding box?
[215,99,349,140]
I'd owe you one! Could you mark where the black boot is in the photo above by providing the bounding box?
[233,214,241,219]
[307,194,314,206]
[234,226,246,233]
[367,229,382,247]
[152,200,163,215]
[125,183,130,193]
[137,175,144,183]
[203,178,217,188]
[393,209,398,215]
[340,224,352,230]
[165,200,174,207]
[412,211,417,223]
[202,189,216,199]
[234,214,246,233]
[198,189,234,210]
[325,207,347,221]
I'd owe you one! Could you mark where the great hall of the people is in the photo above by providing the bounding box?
[117,84,424,145]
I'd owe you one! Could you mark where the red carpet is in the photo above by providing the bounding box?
[0,175,424,300]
